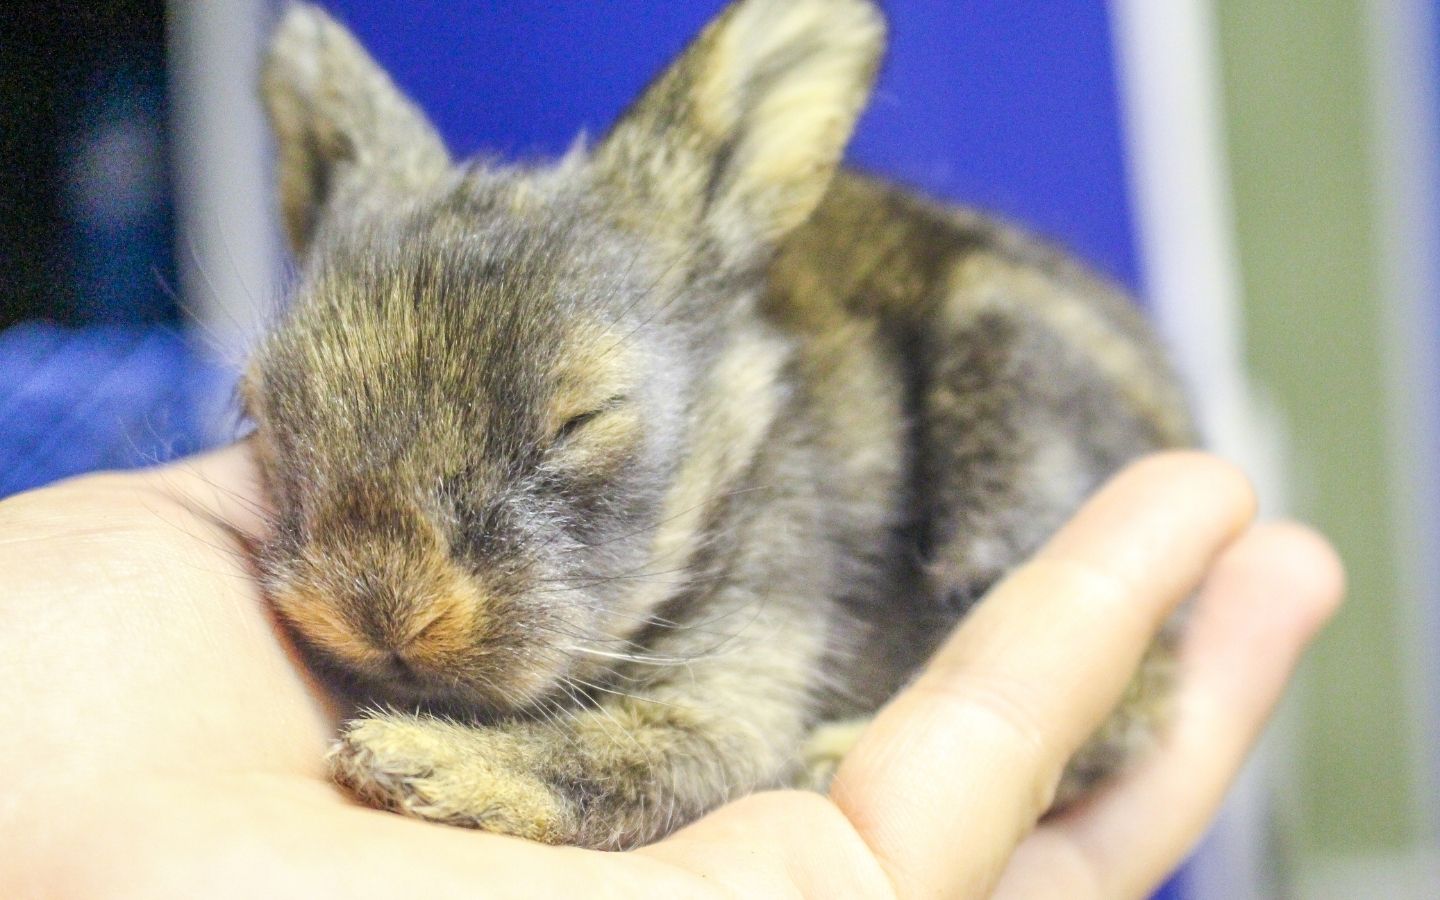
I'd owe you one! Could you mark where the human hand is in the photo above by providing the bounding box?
[0,446,1340,898]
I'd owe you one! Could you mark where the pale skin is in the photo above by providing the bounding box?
[0,445,1342,899]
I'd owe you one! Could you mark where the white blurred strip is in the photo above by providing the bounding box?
[1108,0,1269,472]
[1364,0,1440,861]
[1108,2,1287,898]
[168,0,283,375]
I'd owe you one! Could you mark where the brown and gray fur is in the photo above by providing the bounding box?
[248,0,1194,850]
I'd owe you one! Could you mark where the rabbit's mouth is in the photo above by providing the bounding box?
[279,613,585,722]
[300,643,506,719]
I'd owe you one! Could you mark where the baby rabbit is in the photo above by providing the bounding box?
[248,0,1194,850]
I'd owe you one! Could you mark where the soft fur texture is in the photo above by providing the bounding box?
[249,0,1195,850]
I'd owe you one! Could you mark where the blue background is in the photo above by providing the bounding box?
[326,0,1141,291]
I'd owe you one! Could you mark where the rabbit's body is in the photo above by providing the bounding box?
[251,0,1192,849]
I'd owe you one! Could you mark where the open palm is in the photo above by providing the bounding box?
[0,445,1340,899]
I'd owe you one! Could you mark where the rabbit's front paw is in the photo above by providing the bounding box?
[329,713,578,843]
[798,717,870,792]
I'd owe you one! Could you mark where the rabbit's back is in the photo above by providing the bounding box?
[764,171,1196,717]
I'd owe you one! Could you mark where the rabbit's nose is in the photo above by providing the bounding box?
[367,581,482,668]
[383,650,421,681]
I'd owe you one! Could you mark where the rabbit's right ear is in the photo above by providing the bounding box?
[262,4,451,256]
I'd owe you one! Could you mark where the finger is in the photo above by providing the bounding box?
[0,442,265,541]
[643,790,898,899]
[993,522,1344,899]
[829,452,1257,898]
[142,441,273,539]
[0,443,268,584]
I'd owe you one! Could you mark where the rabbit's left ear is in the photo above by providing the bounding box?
[594,0,885,261]
[262,4,451,256]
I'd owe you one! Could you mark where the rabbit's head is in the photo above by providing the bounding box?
[248,0,884,713]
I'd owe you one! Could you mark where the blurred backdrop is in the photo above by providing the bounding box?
[1,2,1436,896]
